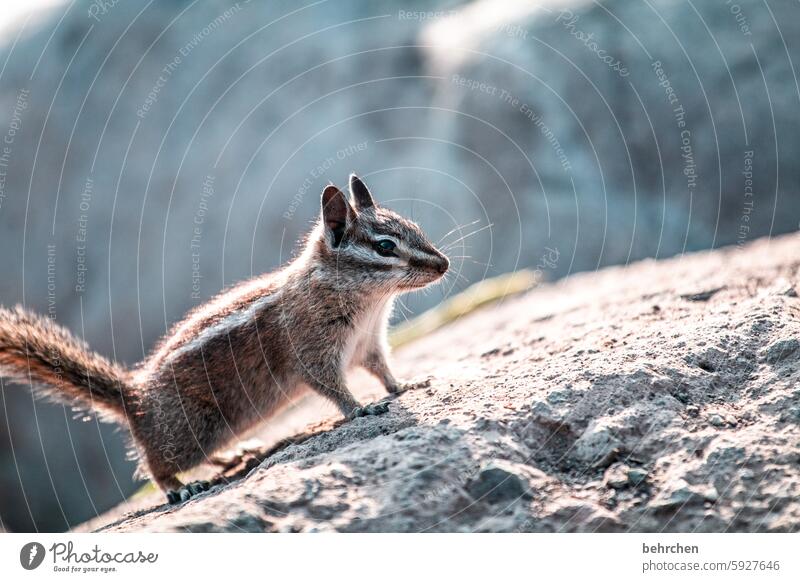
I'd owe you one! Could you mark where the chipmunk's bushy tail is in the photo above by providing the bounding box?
[0,305,129,418]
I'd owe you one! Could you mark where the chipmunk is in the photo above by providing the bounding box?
[0,174,449,504]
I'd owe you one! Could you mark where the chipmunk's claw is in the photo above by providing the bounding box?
[347,401,390,420]
[166,480,211,505]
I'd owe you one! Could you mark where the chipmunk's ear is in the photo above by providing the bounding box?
[321,185,353,248]
[349,173,375,210]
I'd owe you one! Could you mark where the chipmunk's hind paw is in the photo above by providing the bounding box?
[166,480,211,504]
[347,401,390,420]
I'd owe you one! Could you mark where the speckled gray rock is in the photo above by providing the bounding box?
[77,233,800,533]
[764,339,800,364]
[466,462,531,504]
[573,420,622,468]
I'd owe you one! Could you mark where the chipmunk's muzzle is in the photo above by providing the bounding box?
[433,254,449,275]
[404,251,449,289]
[410,252,449,275]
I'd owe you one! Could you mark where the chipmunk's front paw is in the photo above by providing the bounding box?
[347,401,390,420]
[166,480,211,505]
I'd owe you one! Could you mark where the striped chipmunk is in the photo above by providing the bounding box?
[0,174,449,503]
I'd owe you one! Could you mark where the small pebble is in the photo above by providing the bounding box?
[708,414,726,427]
[627,468,648,487]
[765,339,800,364]
[603,463,630,489]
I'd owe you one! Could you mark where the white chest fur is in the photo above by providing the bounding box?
[342,296,394,370]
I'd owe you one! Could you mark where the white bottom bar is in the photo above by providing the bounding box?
[1,533,797,581]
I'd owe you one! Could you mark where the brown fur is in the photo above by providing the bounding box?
[0,306,127,418]
[0,174,448,497]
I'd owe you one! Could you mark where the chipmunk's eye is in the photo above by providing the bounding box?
[374,239,397,256]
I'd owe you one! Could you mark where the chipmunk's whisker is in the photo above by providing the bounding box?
[441,223,494,252]
[436,219,482,246]
[452,271,470,284]
[449,255,493,268]
[442,268,470,286]
[395,297,414,319]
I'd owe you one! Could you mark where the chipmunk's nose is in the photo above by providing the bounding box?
[435,255,450,274]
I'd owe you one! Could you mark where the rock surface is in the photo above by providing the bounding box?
[81,233,800,532]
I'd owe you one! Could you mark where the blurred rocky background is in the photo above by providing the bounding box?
[0,0,797,531]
